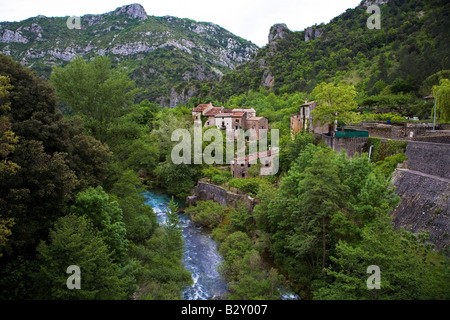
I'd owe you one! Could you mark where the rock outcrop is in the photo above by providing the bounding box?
[268,23,290,43]
[304,27,323,42]
[112,3,148,21]
[1,29,28,44]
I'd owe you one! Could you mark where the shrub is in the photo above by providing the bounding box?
[185,200,225,229]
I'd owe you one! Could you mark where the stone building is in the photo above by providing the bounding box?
[203,106,224,127]
[192,102,214,123]
[230,149,278,178]
[245,117,269,140]
[193,104,268,140]
[290,101,329,135]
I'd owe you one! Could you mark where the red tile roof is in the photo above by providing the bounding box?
[203,107,223,116]
[193,103,212,112]
[231,112,245,117]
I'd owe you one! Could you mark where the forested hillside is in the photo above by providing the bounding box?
[0,4,258,107]
[196,0,449,120]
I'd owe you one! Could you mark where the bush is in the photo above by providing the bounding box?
[227,177,270,197]
[185,201,225,229]
[365,138,407,163]
[376,153,407,177]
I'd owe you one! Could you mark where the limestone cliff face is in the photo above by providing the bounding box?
[268,23,290,44]
[111,3,148,21]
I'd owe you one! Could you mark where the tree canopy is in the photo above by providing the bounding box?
[311,82,361,130]
[50,56,142,142]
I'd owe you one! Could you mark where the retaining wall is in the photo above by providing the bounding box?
[405,141,450,179]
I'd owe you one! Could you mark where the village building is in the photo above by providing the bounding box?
[192,102,214,123]
[424,95,434,104]
[193,104,268,140]
[203,106,224,127]
[232,108,256,119]
[290,101,329,135]
[245,117,269,140]
[230,149,278,178]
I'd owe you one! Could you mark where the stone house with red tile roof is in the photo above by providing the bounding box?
[192,104,269,140]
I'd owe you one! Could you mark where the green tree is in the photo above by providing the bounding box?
[110,170,157,244]
[154,160,203,199]
[311,82,361,132]
[185,200,225,229]
[0,75,19,178]
[432,78,450,122]
[227,250,284,300]
[314,214,450,300]
[0,55,110,258]
[34,214,127,300]
[286,146,349,271]
[163,197,184,253]
[0,216,14,258]
[70,186,129,263]
[50,56,142,142]
[0,75,18,255]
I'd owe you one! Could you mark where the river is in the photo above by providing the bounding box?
[143,190,228,300]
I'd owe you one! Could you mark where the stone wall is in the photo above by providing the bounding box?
[347,122,442,140]
[391,170,450,252]
[320,135,369,157]
[390,139,450,253]
[405,141,450,179]
[413,135,450,144]
[185,182,257,211]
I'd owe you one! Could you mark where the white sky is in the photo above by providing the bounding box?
[0,0,362,47]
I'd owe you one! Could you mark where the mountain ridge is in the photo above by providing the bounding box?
[0,3,259,107]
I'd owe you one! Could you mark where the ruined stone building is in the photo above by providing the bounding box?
[230,148,278,178]
[290,101,329,135]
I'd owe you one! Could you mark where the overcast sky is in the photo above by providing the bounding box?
[0,0,362,47]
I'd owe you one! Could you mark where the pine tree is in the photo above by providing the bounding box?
[34,215,127,300]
